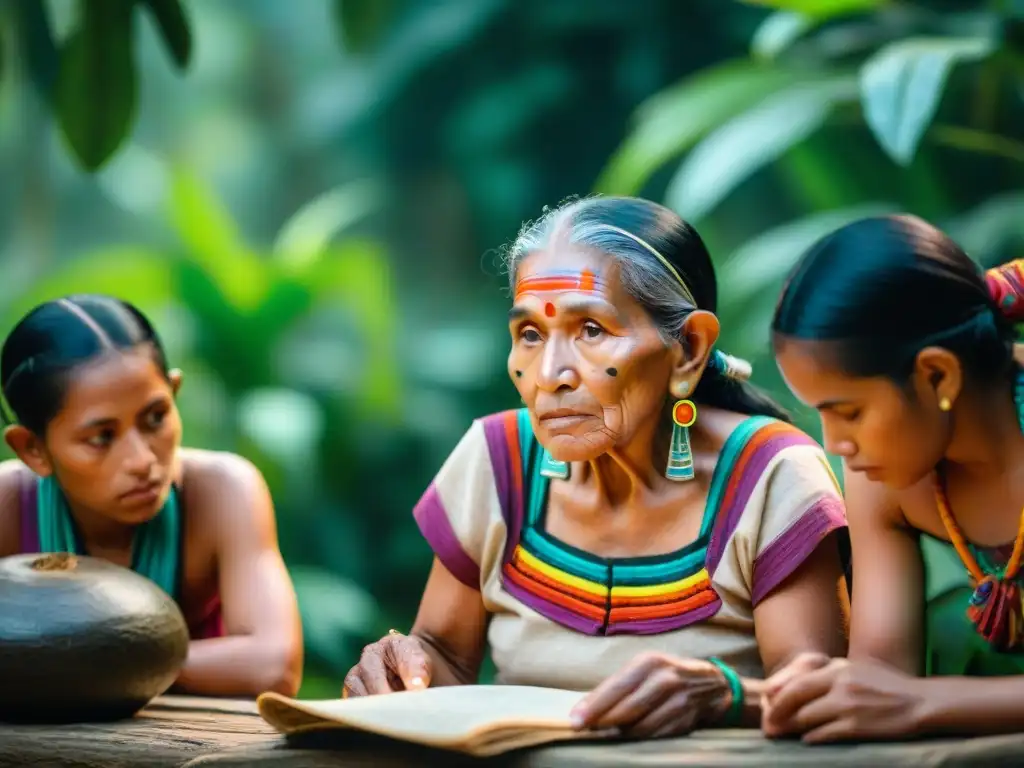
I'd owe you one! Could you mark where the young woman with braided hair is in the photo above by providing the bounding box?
[0,295,302,697]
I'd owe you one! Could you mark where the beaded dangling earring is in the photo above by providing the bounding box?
[666,383,697,482]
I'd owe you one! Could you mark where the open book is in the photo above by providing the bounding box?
[257,684,618,757]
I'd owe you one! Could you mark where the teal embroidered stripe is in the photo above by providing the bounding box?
[513,410,774,586]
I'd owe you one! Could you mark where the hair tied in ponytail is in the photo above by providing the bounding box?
[986,260,1024,322]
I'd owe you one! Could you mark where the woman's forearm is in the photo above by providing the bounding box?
[917,676,1024,735]
[174,636,302,698]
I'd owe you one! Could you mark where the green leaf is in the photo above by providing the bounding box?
[11,0,59,100]
[739,0,885,18]
[273,179,385,272]
[860,36,995,166]
[751,11,815,59]
[594,61,807,195]
[665,75,858,222]
[139,0,192,69]
[167,169,268,311]
[333,0,397,54]
[55,0,137,171]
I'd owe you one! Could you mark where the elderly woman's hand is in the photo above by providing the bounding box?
[568,652,733,738]
[762,653,928,743]
[342,631,433,697]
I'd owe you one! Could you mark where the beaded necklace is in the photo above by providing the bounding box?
[933,368,1024,652]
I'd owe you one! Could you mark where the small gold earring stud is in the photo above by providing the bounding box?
[939,397,952,412]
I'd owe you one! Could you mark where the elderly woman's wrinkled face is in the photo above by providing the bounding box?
[508,246,676,462]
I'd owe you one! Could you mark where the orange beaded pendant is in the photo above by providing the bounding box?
[934,470,1024,651]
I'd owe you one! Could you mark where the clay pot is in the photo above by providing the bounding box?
[0,552,189,723]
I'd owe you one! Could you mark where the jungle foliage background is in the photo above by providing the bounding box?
[1,0,1022,695]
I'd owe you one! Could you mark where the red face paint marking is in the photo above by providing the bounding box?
[544,302,556,317]
[514,270,606,301]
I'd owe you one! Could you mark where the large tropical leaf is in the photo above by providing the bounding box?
[859,36,995,166]
[665,75,858,221]
[55,0,137,170]
[139,0,192,69]
[594,61,808,195]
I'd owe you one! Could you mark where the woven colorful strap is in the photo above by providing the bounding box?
[986,260,1024,322]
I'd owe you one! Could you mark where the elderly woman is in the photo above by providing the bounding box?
[344,196,849,736]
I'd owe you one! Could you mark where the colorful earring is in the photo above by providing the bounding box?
[540,451,570,480]
[666,386,697,482]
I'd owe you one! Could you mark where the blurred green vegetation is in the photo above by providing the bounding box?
[0,0,1022,697]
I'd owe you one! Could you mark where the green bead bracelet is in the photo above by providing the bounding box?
[707,656,744,727]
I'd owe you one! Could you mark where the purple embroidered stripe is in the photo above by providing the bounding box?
[706,430,818,573]
[750,495,847,606]
[481,411,523,565]
[607,598,723,636]
[19,475,39,553]
[412,483,481,590]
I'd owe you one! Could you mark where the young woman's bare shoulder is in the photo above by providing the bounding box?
[0,460,32,556]
[179,448,267,495]
[180,448,263,487]
[178,449,271,526]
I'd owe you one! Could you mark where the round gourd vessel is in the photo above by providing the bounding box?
[0,552,190,724]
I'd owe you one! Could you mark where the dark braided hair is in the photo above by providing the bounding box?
[1,295,170,434]
[772,214,1017,386]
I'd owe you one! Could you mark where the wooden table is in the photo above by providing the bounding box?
[3,695,1024,767]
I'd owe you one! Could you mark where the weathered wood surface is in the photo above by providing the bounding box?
[0,696,269,768]
[3,695,1024,767]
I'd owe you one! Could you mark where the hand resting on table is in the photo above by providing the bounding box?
[343,631,432,697]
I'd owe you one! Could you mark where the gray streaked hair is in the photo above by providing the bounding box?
[504,196,700,346]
